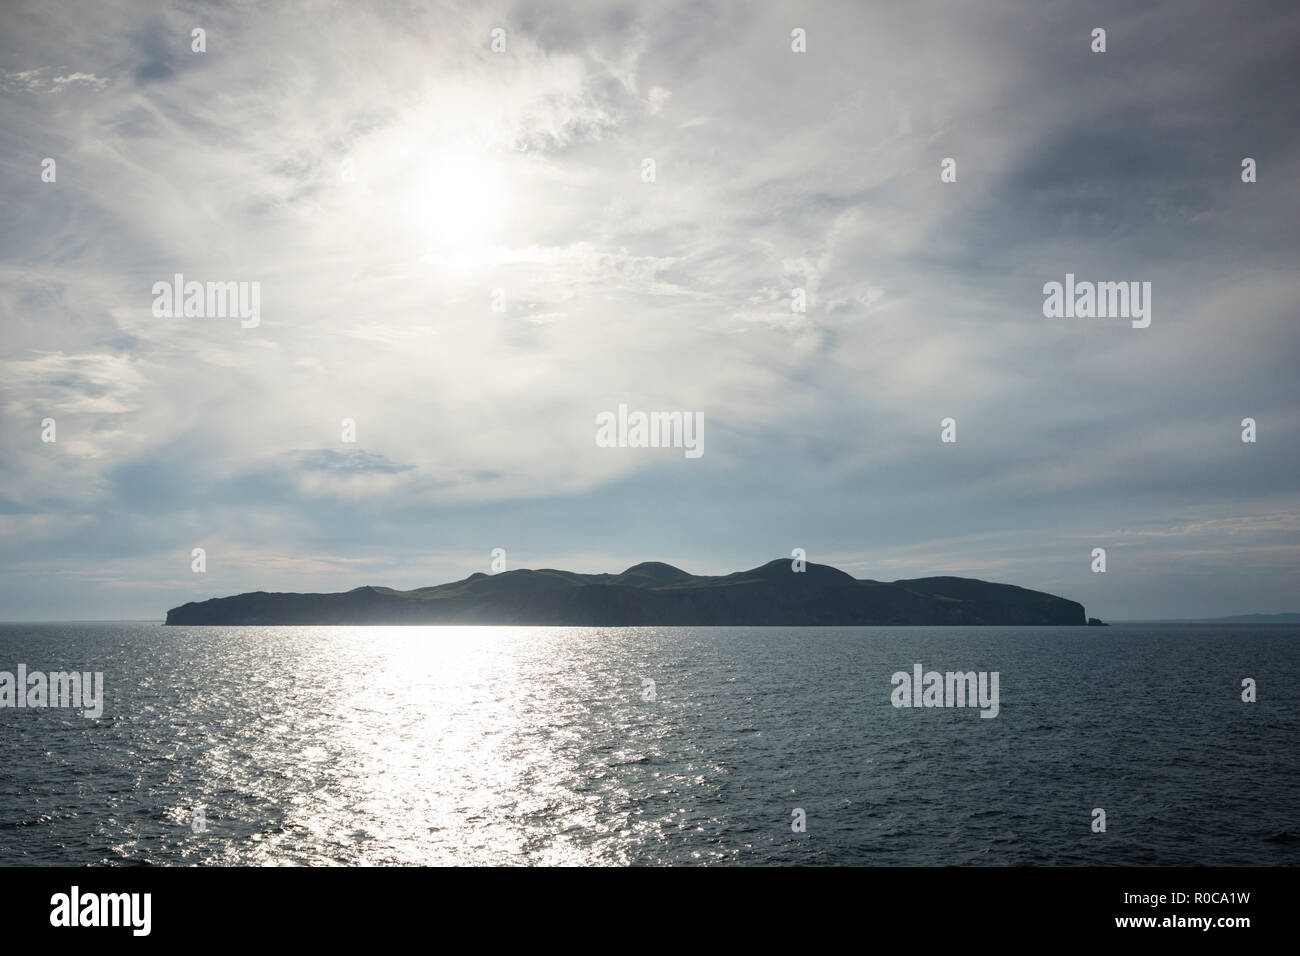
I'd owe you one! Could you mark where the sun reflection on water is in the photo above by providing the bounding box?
[216,626,658,865]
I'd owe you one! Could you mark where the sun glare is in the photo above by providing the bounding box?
[409,152,507,251]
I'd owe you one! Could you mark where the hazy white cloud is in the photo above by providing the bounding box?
[0,0,1297,619]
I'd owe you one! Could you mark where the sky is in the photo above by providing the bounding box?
[0,0,1297,621]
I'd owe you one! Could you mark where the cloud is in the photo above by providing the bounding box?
[0,0,1297,619]
[298,449,416,475]
[0,68,109,93]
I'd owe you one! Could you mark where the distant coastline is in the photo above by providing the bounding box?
[165,559,1098,627]
[1116,613,1300,624]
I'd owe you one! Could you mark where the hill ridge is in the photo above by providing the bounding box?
[165,559,1091,627]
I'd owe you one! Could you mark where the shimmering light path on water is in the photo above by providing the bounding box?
[1,623,1296,865]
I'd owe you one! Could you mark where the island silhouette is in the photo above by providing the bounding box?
[164,559,1099,626]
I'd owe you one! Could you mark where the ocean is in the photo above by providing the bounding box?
[1,623,1296,866]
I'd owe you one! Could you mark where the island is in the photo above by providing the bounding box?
[164,559,1097,626]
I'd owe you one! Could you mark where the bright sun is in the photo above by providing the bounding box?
[409,153,506,250]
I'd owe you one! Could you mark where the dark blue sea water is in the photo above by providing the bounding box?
[0,623,1296,865]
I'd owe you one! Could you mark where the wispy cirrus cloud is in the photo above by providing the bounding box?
[0,0,1297,619]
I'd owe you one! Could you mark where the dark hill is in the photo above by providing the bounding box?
[164,560,1090,626]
